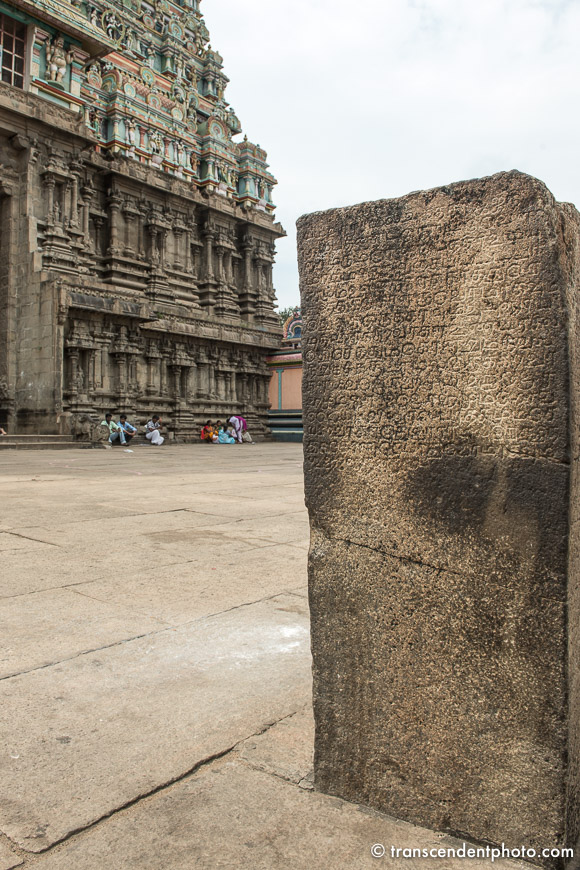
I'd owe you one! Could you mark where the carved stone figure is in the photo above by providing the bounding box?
[86,62,102,87]
[70,414,108,442]
[125,118,136,147]
[46,36,72,84]
[103,11,123,41]
[123,29,138,53]
[149,130,163,165]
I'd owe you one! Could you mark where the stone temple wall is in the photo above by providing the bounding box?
[0,96,280,436]
[297,171,580,861]
[0,0,283,437]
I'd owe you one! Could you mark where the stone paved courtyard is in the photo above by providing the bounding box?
[0,444,528,869]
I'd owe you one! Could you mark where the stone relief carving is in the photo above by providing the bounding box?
[46,36,73,84]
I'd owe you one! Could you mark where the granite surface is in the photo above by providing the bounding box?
[297,171,580,864]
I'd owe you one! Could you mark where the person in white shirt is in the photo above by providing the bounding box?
[145,415,164,445]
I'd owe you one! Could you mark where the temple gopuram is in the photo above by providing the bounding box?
[0,0,284,438]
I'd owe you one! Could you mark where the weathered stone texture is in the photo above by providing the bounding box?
[297,171,580,859]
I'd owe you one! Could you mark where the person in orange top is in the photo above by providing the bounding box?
[201,420,218,443]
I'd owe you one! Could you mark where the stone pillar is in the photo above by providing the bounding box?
[145,354,158,395]
[225,250,233,285]
[114,352,127,392]
[215,245,225,283]
[158,228,167,271]
[259,375,269,404]
[172,226,183,270]
[81,184,93,246]
[196,362,206,398]
[186,363,197,401]
[170,364,182,399]
[248,375,256,405]
[204,228,215,280]
[107,195,122,255]
[243,240,253,290]
[123,209,136,257]
[63,181,72,228]
[95,347,104,389]
[66,348,79,394]
[137,209,146,258]
[185,229,193,273]
[44,175,55,225]
[68,174,79,227]
[238,373,248,404]
[92,216,103,256]
[159,358,167,396]
[148,227,160,266]
[87,349,96,392]
[296,171,580,863]
[128,354,138,396]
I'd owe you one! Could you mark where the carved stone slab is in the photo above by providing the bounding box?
[297,171,580,862]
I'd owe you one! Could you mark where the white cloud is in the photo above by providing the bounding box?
[203,0,580,308]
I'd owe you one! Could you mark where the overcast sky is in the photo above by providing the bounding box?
[206,0,580,310]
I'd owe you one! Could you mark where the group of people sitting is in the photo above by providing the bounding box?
[201,415,253,444]
[101,413,253,446]
[101,414,164,446]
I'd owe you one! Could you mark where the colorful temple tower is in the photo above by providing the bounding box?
[0,0,284,438]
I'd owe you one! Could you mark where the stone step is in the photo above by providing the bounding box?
[268,410,303,443]
[270,433,303,443]
[0,435,72,443]
[0,441,82,450]
[269,418,303,427]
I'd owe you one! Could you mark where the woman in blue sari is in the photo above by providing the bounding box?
[217,423,236,444]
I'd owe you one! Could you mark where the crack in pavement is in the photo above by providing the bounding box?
[1,507,305,540]
[7,709,304,863]
[0,589,306,682]
[66,587,171,626]
[0,829,24,867]
[0,531,60,549]
[233,708,315,789]
[15,743,240,858]
[0,540,305,601]
[0,508,233,533]
[0,629,165,683]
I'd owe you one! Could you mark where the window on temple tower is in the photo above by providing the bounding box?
[0,13,25,90]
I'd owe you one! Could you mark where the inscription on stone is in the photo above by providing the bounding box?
[297,171,580,862]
